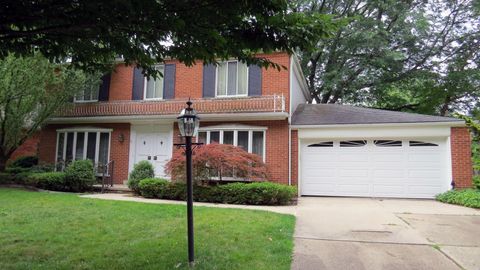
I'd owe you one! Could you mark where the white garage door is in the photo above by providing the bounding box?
[300,138,449,198]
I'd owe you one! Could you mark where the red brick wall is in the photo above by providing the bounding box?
[109,64,134,101]
[450,127,473,188]
[291,130,298,187]
[9,134,40,162]
[38,123,130,184]
[172,60,204,99]
[258,52,291,112]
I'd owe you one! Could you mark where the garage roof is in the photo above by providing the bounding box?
[291,104,463,126]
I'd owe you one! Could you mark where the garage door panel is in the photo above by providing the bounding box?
[301,137,448,198]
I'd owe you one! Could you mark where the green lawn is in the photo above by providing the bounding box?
[0,188,295,270]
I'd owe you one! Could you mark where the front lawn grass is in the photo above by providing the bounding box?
[0,188,295,270]
[436,189,480,209]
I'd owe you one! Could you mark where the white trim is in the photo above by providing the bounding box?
[94,132,100,165]
[72,132,77,160]
[446,136,453,190]
[288,126,291,186]
[199,124,268,131]
[57,127,113,132]
[291,54,311,101]
[292,121,465,129]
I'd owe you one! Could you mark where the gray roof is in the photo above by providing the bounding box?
[291,104,463,126]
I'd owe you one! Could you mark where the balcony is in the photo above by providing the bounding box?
[55,95,285,118]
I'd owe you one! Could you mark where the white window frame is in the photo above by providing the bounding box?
[143,65,165,100]
[74,88,99,103]
[196,126,266,162]
[55,128,112,173]
[215,60,249,98]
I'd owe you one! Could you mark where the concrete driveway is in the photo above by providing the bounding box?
[292,197,480,270]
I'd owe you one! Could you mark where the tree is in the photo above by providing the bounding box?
[0,53,100,171]
[0,0,339,77]
[296,0,479,114]
[165,143,269,183]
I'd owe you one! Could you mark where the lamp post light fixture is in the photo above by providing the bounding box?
[176,99,200,264]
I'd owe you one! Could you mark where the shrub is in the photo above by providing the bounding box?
[128,161,155,193]
[138,178,169,198]
[0,172,15,185]
[64,160,96,192]
[9,155,38,168]
[5,163,54,174]
[473,175,480,190]
[136,181,296,205]
[29,172,67,191]
[436,189,480,208]
[218,182,296,205]
[165,143,269,183]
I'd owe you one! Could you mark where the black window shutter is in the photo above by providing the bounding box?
[163,64,176,99]
[202,64,216,98]
[248,65,262,96]
[98,73,111,101]
[132,67,145,100]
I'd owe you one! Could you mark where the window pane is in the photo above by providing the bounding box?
[210,131,220,143]
[57,133,65,162]
[75,132,85,160]
[223,131,234,145]
[86,132,97,161]
[252,131,264,157]
[154,66,164,98]
[65,132,74,162]
[237,63,248,95]
[75,90,84,101]
[146,78,155,99]
[237,131,249,151]
[198,132,207,144]
[227,62,237,95]
[98,133,109,166]
[216,63,227,96]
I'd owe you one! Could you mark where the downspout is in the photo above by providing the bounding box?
[288,55,293,186]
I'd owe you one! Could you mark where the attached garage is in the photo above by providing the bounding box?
[292,104,469,199]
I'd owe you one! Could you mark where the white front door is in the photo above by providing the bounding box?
[300,138,449,198]
[131,125,173,178]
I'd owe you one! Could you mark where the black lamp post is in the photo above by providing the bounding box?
[176,100,200,264]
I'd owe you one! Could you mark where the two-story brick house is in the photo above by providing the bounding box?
[14,51,473,199]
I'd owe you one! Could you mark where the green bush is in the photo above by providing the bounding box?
[9,155,38,168]
[138,178,169,198]
[128,161,155,193]
[64,160,96,192]
[5,163,54,174]
[136,180,296,205]
[473,175,480,190]
[436,189,480,208]
[0,172,16,185]
[29,172,67,191]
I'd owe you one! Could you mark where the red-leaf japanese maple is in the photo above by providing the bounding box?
[165,143,269,183]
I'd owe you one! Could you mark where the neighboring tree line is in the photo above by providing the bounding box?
[296,0,480,116]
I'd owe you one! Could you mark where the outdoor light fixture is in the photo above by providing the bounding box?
[175,99,201,264]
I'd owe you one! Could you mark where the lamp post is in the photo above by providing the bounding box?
[176,100,200,264]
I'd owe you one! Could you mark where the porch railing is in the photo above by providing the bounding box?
[55,95,285,117]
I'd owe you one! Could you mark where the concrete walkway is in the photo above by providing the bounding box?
[80,193,480,270]
[292,197,480,270]
[80,193,297,215]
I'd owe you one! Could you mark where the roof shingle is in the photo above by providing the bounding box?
[291,104,462,126]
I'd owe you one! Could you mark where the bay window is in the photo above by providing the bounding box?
[74,86,99,102]
[196,128,266,161]
[216,61,248,97]
[56,128,112,172]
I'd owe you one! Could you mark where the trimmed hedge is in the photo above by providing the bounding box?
[9,155,38,168]
[28,172,67,191]
[436,189,480,208]
[128,161,155,193]
[137,179,296,205]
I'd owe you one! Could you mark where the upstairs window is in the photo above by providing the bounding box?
[216,61,248,97]
[144,65,164,100]
[75,86,99,102]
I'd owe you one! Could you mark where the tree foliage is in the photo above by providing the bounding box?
[165,143,269,183]
[297,0,479,115]
[0,53,100,170]
[0,0,340,77]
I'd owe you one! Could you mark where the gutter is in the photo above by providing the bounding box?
[290,121,466,129]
